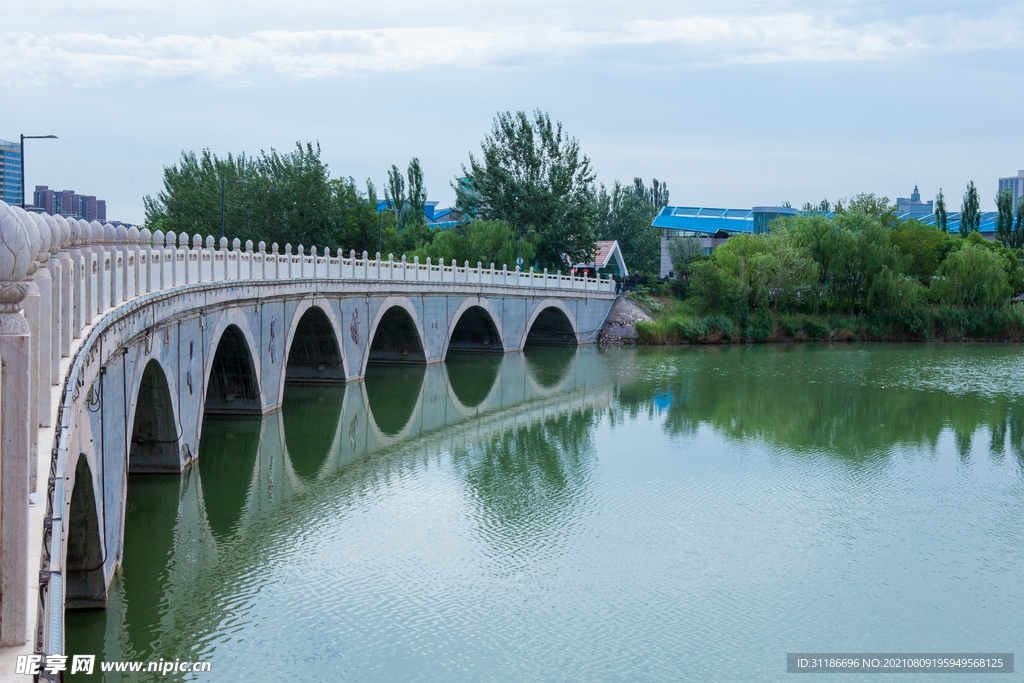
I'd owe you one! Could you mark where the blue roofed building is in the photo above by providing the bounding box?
[653,204,1001,278]
[376,200,466,228]
[652,206,797,277]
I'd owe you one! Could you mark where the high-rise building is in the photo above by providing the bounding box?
[998,170,1024,210]
[0,139,22,205]
[33,185,106,221]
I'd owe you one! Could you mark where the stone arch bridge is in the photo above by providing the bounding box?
[0,201,615,668]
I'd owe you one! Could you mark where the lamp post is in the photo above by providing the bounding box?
[20,134,58,209]
[517,228,535,271]
[221,179,247,240]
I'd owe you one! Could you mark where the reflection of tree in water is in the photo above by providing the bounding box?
[364,364,425,435]
[524,347,575,389]
[446,352,502,408]
[282,385,344,478]
[198,415,262,538]
[451,408,597,552]
[613,345,1024,464]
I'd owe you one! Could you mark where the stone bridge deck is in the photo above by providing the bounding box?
[0,200,616,677]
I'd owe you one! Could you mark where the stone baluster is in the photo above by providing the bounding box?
[228,238,238,280]
[105,223,121,307]
[28,213,53,432]
[0,201,33,645]
[42,214,62,385]
[65,218,83,339]
[153,230,167,291]
[12,208,42,477]
[54,215,73,356]
[141,229,154,294]
[75,219,92,330]
[297,244,305,278]
[174,232,186,284]
[362,251,369,279]
[202,235,213,282]
[90,221,107,316]
[257,241,267,279]
[113,224,127,303]
[244,240,254,279]
[189,234,201,283]
[127,226,140,299]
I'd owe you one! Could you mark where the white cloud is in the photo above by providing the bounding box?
[1,9,1021,87]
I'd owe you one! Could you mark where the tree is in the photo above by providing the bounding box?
[455,109,598,271]
[960,181,980,237]
[143,142,338,250]
[889,218,954,286]
[1016,197,1024,250]
[595,177,668,276]
[935,189,948,233]
[383,164,406,225]
[666,236,703,270]
[931,243,1010,307]
[406,158,427,227]
[995,188,1015,247]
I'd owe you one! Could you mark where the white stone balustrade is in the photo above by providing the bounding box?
[0,197,614,649]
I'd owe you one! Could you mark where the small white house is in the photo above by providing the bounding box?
[572,240,628,277]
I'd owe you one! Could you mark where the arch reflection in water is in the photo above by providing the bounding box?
[523,346,576,390]
[282,384,346,479]
[364,364,426,436]
[445,352,503,409]
[65,348,619,681]
[197,416,262,539]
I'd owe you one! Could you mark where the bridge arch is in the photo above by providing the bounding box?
[363,296,427,368]
[203,319,263,417]
[66,454,106,609]
[280,300,348,395]
[521,299,580,348]
[442,297,506,359]
[127,359,181,473]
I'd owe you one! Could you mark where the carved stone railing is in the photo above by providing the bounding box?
[0,199,614,668]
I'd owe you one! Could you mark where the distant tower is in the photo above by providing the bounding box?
[897,185,933,215]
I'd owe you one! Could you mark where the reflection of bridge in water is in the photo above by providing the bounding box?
[202,350,612,542]
[71,350,614,660]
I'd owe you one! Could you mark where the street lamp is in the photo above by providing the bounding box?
[518,228,535,271]
[221,179,247,240]
[20,134,58,209]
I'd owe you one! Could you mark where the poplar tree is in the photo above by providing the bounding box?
[960,181,980,237]
[935,189,948,233]
[995,188,1015,246]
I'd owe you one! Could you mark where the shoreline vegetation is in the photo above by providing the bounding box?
[629,191,1024,345]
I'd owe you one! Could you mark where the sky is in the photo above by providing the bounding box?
[3,0,1023,225]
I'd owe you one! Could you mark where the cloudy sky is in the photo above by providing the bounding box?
[4,0,1022,224]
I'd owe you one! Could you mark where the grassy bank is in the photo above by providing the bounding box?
[630,294,1024,344]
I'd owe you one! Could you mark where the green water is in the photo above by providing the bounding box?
[66,345,1024,681]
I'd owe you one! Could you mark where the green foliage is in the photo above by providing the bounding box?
[996,189,1018,248]
[144,143,352,251]
[889,219,954,285]
[411,220,533,271]
[931,243,1011,307]
[595,177,668,276]
[960,180,981,237]
[935,189,948,233]
[456,109,598,271]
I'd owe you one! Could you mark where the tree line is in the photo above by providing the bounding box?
[143,110,669,275]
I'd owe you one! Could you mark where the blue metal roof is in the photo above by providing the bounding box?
[651,206,755,234]
[653,206,1001,236]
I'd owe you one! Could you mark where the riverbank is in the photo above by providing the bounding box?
[625,293,1024,344]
